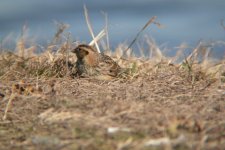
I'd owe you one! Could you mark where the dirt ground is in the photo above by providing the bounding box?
[0,64,224,150]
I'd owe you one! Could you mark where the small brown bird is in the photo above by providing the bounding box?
[71,44,121,78]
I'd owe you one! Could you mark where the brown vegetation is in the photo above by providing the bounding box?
[0,18,224,150]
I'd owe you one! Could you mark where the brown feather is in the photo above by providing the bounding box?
[72,44,121,77]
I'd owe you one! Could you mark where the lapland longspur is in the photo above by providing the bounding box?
[72,44,121,78]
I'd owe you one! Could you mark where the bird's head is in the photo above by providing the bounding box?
[72,44,99,66]
[72,44,98,59]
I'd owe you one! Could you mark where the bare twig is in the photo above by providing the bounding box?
[2,94,16,120]
[84,5,101,53]
[124,16,159,53]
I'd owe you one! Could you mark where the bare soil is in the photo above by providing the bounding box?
[0,64,224,150]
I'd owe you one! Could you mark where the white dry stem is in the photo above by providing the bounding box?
[84,5,101,53]
[184,41,202,64]
[47,51,54,62]
[103,12,110,50]
[144,134,185,147]
[145,36,163,60]
[107,127,131,134]
[89,29,106,46]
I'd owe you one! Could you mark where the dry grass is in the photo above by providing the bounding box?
[0,17,225,150]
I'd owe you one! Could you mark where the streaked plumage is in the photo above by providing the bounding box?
[71,44,121,78]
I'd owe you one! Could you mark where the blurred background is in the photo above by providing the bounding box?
[0,0,225,56]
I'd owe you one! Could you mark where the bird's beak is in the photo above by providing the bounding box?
[71,48,77,53]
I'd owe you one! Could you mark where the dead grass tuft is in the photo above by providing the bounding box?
[0,17,224,150]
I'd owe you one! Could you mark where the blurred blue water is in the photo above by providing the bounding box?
[0,0,224,56]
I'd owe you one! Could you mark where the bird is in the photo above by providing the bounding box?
[71,44,121,78]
